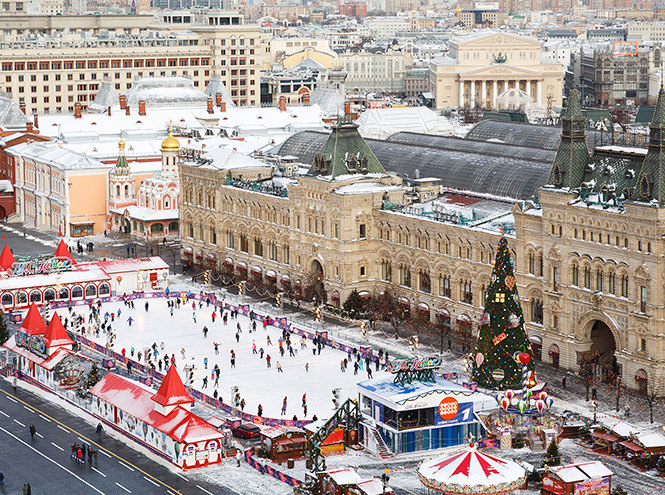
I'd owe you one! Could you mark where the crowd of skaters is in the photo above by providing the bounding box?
[60,290,391,421]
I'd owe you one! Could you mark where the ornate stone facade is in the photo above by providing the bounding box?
[180,91,665,394]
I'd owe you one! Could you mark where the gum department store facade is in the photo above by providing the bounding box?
[180,88,665,394]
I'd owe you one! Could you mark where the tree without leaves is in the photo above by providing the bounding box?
[373,288,410,339]
[605,370,625,413]
[302,270,326,304]
[642,379,665,424]
[0,314,8,346]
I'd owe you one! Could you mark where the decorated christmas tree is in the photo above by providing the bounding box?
[472,237,534,389]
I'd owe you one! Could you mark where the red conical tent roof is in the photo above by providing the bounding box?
[152,365,193,407]
[20,302,47,336]
[0,244,15,271]
[43,313,74,348]
[54,239,75,264]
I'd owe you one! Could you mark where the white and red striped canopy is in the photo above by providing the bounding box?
[417,446,526,494]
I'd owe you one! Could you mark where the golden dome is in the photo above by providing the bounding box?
[161,129,180,151]
[118,138,125,149]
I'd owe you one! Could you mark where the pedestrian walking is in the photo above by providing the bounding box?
[181,347,186,360]
[76,447,83,464]
[266,354,271,368]
[562,375,567,389]
[277,361,283,372]
[202,326,208,338]
[127,316,134,326]
[240,398,245,411]
[202,376,208,389]
[212,311,216,323]
[353,361,359,375]
[0,470,4,485]
[235,331,240,343]
[302,393,306,408]
[204,357,208,369]
[367,366,373,379]
[625,404,630,418]
[214,342,219,355]
[23,482,31,495]
[193,311,197,323]
[281,396,288,416]
[29,424,36,439]
[592,387,597,400]
[71,443,77,458]
[305,362,309,372]
[236,450,242,467]
[96,423,103,435]
[145,301,149,312]
[258,404,263,417]
[252,341,257,354]
[13,376,17,392]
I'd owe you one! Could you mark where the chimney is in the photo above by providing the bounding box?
[125,104,130,116]
[220,102,227,113]
[19,101,26,115]
[302,93,310,106]
[344,101,351,116]
[119,95,127,110]
[279,96,287,112]
[207,97,214,114]
[32,112,38,129]
[138,100,146,116]
[26,121,33,133]
[107,106,111,116]
[215,93,223,107]
[74,102,82,119]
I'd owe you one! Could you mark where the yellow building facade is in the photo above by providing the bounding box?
[429,32,564,109]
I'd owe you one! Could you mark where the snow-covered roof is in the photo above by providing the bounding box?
[109,205,179,222]
[261,424,305,439]
[124,77,208,108]
[3,339,71,370]
[356,107,455,140]
[191,147,268,171]
[326,468,364,485]
[358,374,474,409]
[89,373,220,444]
[91,257,169,275]
[637,432,665,449]
[333,182,403,195]
[9,142,107,171]
[203,74,235,107]
[0,265,111,291]
[0,95,31,129]
[551,462,613,483]
[609,421,638,438]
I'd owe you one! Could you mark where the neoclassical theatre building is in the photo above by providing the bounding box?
[180,88,665,393]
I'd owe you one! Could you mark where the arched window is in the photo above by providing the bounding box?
[596,268,603,292]
[85,284,97,298]
[460,280,472,304]
[116,185,120,196]
[1,293,13,307]
[17,291,27,304]
[99,283,110,296]
[44,288,56,301]
[151,223,164,234]
[57,287,70,300]
[71,286,83,299]
[169,221,179,233]
[571,264,579,286]
[608,272,616,294]
[30,290,42,303]
[124,184,129,197]
[419,270,431,293]
[583,267,591,289]
[621,274,629,297]
[439,275,451,298]
[531,298,543,324]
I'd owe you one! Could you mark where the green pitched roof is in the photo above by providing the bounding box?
[306,116,386,180]
[633,86,665,206]
[547,86,590,189]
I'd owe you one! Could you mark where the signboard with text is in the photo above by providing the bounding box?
[8,257,73,277]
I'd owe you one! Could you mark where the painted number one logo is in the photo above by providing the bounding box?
[438,397,460,420]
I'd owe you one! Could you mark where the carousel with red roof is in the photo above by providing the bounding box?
[417,439,527,494]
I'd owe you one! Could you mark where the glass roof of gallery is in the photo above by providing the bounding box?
[274,129,555,200]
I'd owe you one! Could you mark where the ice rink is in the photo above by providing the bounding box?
[54,297,382,420]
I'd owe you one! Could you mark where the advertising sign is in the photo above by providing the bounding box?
[574,477,610,495]
[8,257,73,277]
[435,400,473,426]
[386,355,442,374]
[612,41,638,56]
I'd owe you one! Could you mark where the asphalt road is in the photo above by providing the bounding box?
[0,379,236,495]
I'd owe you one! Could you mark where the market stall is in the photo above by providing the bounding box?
[261,425,307,463]
[542,461,613,495]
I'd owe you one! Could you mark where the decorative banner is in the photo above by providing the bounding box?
[574,477,610,495]
[14,331,47,359]
[479,313,490,326]
[492,369,505,381]
[505,275,516,290]
[386,355,442,374]
[8,257,73,277]
[437,397,459,420]
[492,332,507,345]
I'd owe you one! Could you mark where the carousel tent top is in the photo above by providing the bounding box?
[418,445,527,494]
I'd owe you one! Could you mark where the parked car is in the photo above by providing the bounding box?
[231,423,261,439]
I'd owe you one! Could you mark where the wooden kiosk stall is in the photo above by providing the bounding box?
[542,461,613,495]
[261,425,307,463]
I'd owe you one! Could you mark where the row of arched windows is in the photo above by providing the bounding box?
[1,283,111,307]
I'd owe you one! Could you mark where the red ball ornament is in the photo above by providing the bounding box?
[518,352,531,365]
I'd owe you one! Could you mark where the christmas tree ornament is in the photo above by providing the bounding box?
[508,313,519,328]
[505,275,516,290]
[476,353,484,367]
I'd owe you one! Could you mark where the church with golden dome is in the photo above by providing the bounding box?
[107,130,181,240]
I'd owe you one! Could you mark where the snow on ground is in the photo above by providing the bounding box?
[55,298,380,420]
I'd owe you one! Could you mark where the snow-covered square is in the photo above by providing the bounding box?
[54,296,379,420]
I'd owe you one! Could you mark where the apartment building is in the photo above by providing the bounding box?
[338,46,412,94]
[0,11,269,114]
